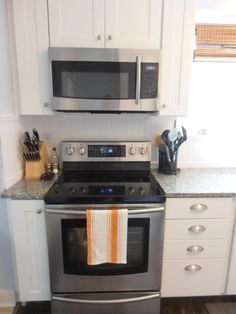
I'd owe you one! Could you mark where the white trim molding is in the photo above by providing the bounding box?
[0,289,16,307]
[0,114,18,122]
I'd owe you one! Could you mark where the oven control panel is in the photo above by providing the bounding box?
[61,182,151,196]
[62,141,152,162]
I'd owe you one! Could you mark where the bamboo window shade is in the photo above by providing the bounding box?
[195,24,236,58]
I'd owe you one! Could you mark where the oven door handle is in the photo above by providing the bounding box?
[52,292,160,304]
[46,207,164,215]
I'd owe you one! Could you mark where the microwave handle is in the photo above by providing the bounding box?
[135,56,141,104]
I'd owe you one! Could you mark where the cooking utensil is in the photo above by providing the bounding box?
[161,129,171,162]
[168,128,178,151]
[174,126,187,151]
[155,134,164,148]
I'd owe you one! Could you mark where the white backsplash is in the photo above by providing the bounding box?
[20,114,175,162]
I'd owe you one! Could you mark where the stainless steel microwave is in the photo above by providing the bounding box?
[49,48,160,113]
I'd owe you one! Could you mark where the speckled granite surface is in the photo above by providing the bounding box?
[1,168,236,200]
[1,177,57,200]
[152,168,236,198]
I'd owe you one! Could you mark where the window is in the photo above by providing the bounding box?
[195,24,236,59]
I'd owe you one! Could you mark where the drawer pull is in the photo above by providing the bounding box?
[188,225,206,233]
[185,264,201,273]
[187,245,204,253]
[190,204,207,212]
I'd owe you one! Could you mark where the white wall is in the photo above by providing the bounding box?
[0,0,21,304]
[20,114,175,163]
[178,61,236,167]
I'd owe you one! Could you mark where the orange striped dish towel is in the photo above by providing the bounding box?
[86,208,128,265]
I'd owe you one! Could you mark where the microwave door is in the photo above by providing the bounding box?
[51,59,141,112]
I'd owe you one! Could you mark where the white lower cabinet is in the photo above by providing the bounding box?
[7,200,50,302]
[162,198,235,297]
[162,259,226,297]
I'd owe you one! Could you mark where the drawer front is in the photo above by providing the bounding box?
[165,219,230,240]
[166,198,233,220]
[163,239,227,260]
[161,259,225,297]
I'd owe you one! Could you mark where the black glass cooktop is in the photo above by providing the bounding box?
[44,170,165,205]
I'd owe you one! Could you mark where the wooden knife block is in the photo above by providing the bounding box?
[25,142,49,179]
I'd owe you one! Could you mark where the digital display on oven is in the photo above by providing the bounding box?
[88,145,126,157]
[89,186,125,195]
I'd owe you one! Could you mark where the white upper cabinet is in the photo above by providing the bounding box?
[158,0,195,116]
[48,0,162,49]
[105,0,162,49]
[11,0,52,115]
[48,0,105,48]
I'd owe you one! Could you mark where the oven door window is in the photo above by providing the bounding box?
[61,218,149,276]
[52,61,136,100]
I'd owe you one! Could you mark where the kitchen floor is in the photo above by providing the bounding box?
[12,297,236,314]
[0,307,13,314]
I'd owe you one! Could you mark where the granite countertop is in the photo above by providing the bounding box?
[1,177,56,200]
[1,168,236,200]
[152,168,236,198]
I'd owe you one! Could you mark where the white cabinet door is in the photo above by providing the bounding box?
[162,259,226,297]
[11,0,52,115]
[8,200,50,302]
[158,0,195,116]
[48,0,105,48]
[105,0,162,49]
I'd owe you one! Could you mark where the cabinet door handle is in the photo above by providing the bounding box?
[37,209,43,214]
[190,203,207,212]
[97,34,102,40]
[187,245,204,253]
[44,102,50,108]
[108,34,112,40]
[185,264,201,273]
[188,225,206,233]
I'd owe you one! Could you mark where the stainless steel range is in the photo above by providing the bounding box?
[44,141,165,314]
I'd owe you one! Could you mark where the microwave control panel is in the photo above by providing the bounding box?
[141,63,158,99]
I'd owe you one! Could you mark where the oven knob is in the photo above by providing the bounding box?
[66,146,75,156]
[138,187,146,195]
[79,146,86,155]
[80,187,87,195]
[128,187,136,195]
[129,147,136,155]
[140,147,146,155]
[70,187,76,194]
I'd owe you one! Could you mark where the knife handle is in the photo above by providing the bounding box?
[33,128,40,141]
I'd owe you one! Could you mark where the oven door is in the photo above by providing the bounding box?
[45,205,164,293]
[49,47,159,112]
